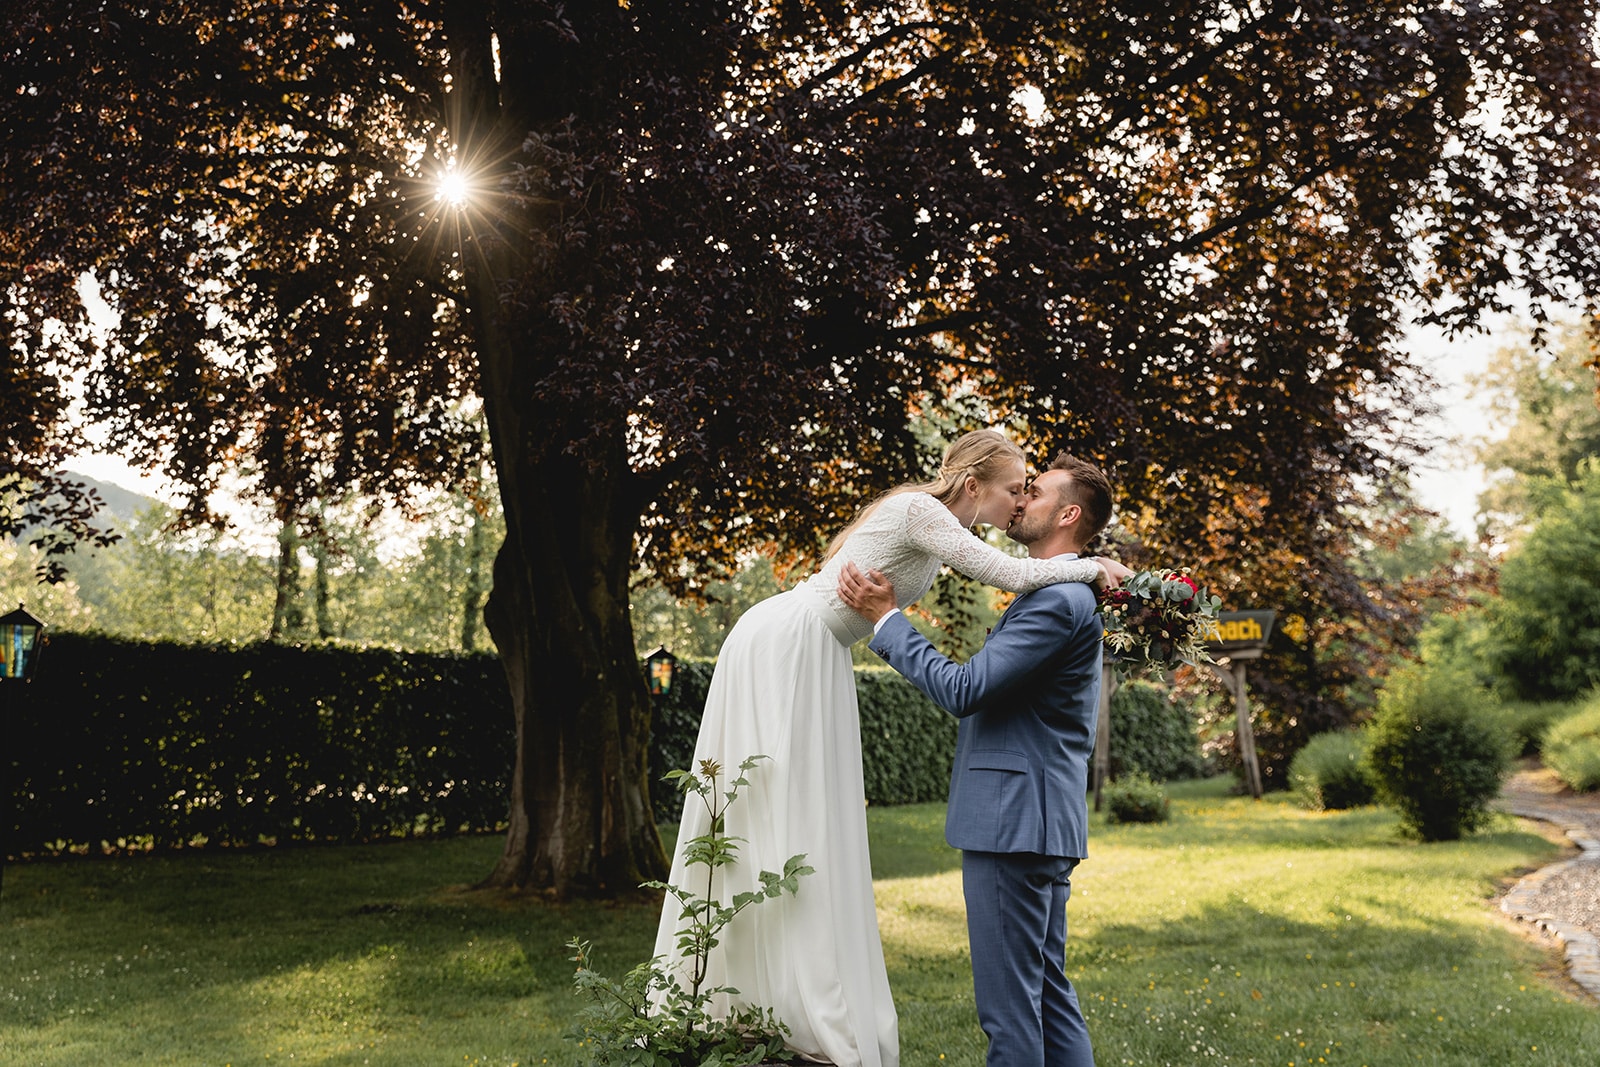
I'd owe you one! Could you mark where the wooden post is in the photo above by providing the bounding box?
[1231,660,1263,799]
[1207,657,1263,799]
[1093,659,1117,812]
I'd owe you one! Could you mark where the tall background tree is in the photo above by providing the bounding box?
[5,1,1599,891]
[1472,321,1600,541]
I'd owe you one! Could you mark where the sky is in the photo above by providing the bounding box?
[1400,319,1504,540]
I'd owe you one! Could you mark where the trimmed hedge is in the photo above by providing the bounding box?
[1102,678,1208,782]
[5,639,959,855]
[856,668,960,805]
[8,633,514,855]
[645,663,957,822]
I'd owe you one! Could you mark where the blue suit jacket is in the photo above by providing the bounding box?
[869,577,1103,859]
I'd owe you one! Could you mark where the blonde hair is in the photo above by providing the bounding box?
[823,429,1025,561]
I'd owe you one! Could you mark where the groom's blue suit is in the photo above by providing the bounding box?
[870,570,1102,1067]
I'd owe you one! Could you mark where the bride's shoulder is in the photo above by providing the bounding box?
[877,490,940,518]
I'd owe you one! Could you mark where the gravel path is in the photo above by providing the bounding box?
[1496,763,1600,1003]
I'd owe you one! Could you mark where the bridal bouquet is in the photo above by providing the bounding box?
[1098,569,1223,669]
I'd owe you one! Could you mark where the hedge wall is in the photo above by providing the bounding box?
[6,633,515,855]
[4,637,958,857]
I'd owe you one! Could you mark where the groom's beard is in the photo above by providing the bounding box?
[1006,511,1049,547]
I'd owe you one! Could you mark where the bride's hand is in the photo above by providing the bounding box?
[1091,557,1131,590]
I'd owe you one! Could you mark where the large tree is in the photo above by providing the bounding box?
[6,0,1599,891]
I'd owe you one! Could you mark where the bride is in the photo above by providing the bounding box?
[649,429,1129,1067]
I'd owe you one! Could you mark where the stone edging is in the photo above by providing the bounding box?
[1497,799,1600,1004]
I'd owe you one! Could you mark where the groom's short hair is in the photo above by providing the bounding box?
[1047,454,1113,541]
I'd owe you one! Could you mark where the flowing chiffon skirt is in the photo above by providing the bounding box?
[650,587,899,1067]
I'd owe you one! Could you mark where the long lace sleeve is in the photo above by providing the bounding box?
[899,493,1102,593]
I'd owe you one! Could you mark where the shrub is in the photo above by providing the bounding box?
[1105,678,1209,782]
[1105,772,1170,824]
[1542,692,1600,792]
[1488,699,1574,758]
[1288,730,1375,811]
[569,757,808,1066]
[9,640,962,851]
[646,660,716,822]
[1364,662,1514,841]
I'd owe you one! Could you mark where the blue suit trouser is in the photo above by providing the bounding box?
[962,850,1093,1067]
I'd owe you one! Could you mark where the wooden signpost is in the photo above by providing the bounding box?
[1203,610,1277,800]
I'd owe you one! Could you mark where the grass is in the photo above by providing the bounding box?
[3,779,1597,1065]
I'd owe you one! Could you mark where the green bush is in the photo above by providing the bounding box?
[1488,699,1573,757]
[10,641,963,852]
[1364,662,1514,841]
[1104,678,1208,782]
[1105,771,1170,824]
[1542,692,1600,792]
[1288,730,1375,811]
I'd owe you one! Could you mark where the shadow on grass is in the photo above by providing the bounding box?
[0,834,658,1064]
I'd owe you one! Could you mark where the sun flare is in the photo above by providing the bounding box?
[436,167,470,207]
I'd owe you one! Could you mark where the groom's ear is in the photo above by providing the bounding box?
[1059,503,1082,529]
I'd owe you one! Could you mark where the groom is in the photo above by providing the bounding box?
[838,453,1116,1067]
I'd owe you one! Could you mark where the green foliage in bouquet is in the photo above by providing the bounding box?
[567,756,813,1066]
[1099,570,1223,670]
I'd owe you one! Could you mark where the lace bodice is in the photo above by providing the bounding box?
[796,491,1102,644]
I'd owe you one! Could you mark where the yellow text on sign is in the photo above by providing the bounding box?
[1215,618,1264,643]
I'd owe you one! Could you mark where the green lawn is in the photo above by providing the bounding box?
[3,779,1596,1065]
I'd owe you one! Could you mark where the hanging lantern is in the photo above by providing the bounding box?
[643,645,678,699]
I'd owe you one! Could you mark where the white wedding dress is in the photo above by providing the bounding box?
[649,491,1100,1067]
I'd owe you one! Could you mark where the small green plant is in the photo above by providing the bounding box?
[567,756,813,1066]
[1105,771,1170,824]
[1542,692,1600,792]
[1364,662,1513,841]
[1288,729,1376,811]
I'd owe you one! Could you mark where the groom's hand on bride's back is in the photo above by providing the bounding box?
[838,562,898,624]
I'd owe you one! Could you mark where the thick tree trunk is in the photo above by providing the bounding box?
[477,443,668,895]
[444,0,666,895]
